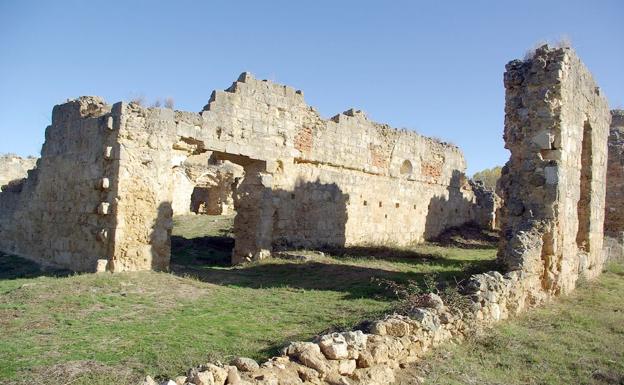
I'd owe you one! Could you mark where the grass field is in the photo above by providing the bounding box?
[0,215,496,385]
[395,262,624,385]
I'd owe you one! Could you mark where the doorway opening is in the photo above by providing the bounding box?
[170,148,244,267]
[576,121,592,252]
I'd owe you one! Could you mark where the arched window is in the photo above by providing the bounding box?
[400,160,413,176]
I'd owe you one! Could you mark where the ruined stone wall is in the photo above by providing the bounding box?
[605,110,624,236]
[470,180,501,230]
[143,267,547,385]
[107,104,177,272]
[196,162,242,215]
[175,74,476,255]
[141,46,616,385]
[0,73,480,271]
[498,46,610,298]
[172,167,196,215]
[0,154,37,191]
[271,113,474,248]
[0,97,113,271]
[171,153,243,216]
[604,110,624,262]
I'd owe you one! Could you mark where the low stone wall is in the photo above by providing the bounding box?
[140,267,550,385]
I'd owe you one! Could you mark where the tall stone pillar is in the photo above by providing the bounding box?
[231,161,274,264]
[498,45,610,298]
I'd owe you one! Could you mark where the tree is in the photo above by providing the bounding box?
[473,166,502,190]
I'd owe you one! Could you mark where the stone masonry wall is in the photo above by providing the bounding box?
[107,103,176,272]
[0,154,37,192]
[470,179,501,230]
[195,162,242,215]
[604,110,624,262]
[498,45,610,299]
[178,74,476,260]
[0,73,482,271]
[0,97,114,271]
[605,110,624,236]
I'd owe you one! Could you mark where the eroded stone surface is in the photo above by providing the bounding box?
[470,179,502,230]
[0,154,37,192]
[144,44,613,385]
[0,96,114,271]
[0,74,488,271]
[231,357,260,372]
[171,152,243,216]
[498,45,610,297]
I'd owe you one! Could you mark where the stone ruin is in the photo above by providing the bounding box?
[0,44,618,385]
[604,109,624,260]
[171,152,243,216]
[0,152,240,217]
[0,46,614,284]
[470,179,502,230]
[0,154,37,192]
[138,46,616,385]
[498,45,611,299]
[0,73,497,272]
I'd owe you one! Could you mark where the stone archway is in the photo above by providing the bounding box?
[208,151,275,264]
[168,139,276,266]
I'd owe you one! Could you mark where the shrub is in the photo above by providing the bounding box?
[130,95,145,106]
[372,272,472,315]
[524,36,572,60]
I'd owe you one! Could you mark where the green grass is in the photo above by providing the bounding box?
[172,214,235,240]
[0,215,496,385]
[395,262,624,385]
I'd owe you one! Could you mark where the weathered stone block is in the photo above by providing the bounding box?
[103,146,113,159]
[99,177,110,190]
[105,116,114,130]
[97,202,110,215]
[318,333,349,360]
[95,258,108,272]
[231,357,260,372]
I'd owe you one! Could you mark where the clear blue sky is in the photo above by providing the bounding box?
[1,1,622,176]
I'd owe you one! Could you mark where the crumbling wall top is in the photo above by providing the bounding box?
[51,96,111,124]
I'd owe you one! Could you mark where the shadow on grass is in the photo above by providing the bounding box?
[0,252,72,280]
[171,247,498,301]
[429,223,499,250]
[169,214,501,300]
[320,245,469,266]
[171,235,234,267]
[170,217,500,300]
[235,256,501,359]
